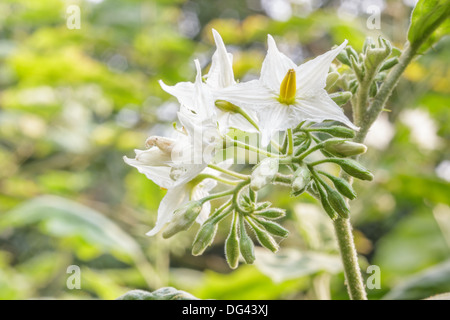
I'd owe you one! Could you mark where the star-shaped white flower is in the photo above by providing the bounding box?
[124,60,222,236]
[159,29,259,134]
[214,35,358,146]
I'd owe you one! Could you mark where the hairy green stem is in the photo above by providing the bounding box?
[287,128,294,155]
[208,163,249,180]
[333,217,367,300]
[333,24,442,298]
[226,136,281,158]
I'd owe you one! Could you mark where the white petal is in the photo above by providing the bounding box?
[257,103,295,146]
[213,80,276,112]
[134,148,172,165]
[123,148,175,189]
[293,89,358,130]
[193,59,216,120]
[159,79,195,109]
[260,35,297,92]
[146,185,190,236]
[191,178,217,224]
[295,40,348,95]
[206,29,235,88]
[196,202,211,225]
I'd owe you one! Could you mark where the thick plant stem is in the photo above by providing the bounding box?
[333,42,420,300]
[333,217,367,300]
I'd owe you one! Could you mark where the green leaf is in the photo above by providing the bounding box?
[382,260,450,300]
[117,288,200,300]
[0,195,145,263]
[408,0,450,52]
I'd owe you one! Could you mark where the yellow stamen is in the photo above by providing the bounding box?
[278,69,296,105]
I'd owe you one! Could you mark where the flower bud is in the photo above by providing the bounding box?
[337,50,351,66]
[291,164,311,195]
[324,174,357,200]
[255,201,271,211]
[330,91,353,106]
[250,158,279,191]
[248,219,279,253]
[346,46,359,62]
[162,201,203,239]
[192,222,218,256]
[215,100,240,113]
[369,82,378,98]
[365,37,392,71]
[254,208,286,219]
[239,221,255,264]
[254,217,289,238]
[315,182,338,220]
[325,72,340,91]
[313,126,356,138]
[225,214,240,269]
[350,55,365,82]
[323,140,367,157]
[325,187,350,219]
[379,57,399,72]
[330,158,374,181]
[363,37,375,54]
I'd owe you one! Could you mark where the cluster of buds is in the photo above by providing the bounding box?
[337,36,398,98]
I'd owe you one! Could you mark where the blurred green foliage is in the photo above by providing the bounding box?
[0,0,448,300]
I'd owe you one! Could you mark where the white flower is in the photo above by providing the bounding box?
[214,35,358,146]
[159,29,259,134]
[124,60,222,236]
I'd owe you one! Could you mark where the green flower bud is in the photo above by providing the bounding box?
[215,100,240,113]
[369,82,378,98]
[329,158,374,181]
[162,201,203,239]
[337,50,351,66]
[323,140,367,157]
[250,158,279,191]
[291,164,311,194]
[315,182,338,220]
[379,57,399,72]
[330,91,353,106]
[225,214,240,269]
[349,79,358,94]
[253,208,286,219]
[363,37,375,54]
[324,186,350,219]
[239,220,255,264]
[325,72,340,91]
[254,217,289,238]
[313,126,356,138]
[248,219,279,253]
[255,201,271,211]
[346,46,359,62]
[322,173,357,200]
[350,55,365,82]
[192,222,218,256]
[365,37,392,72]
